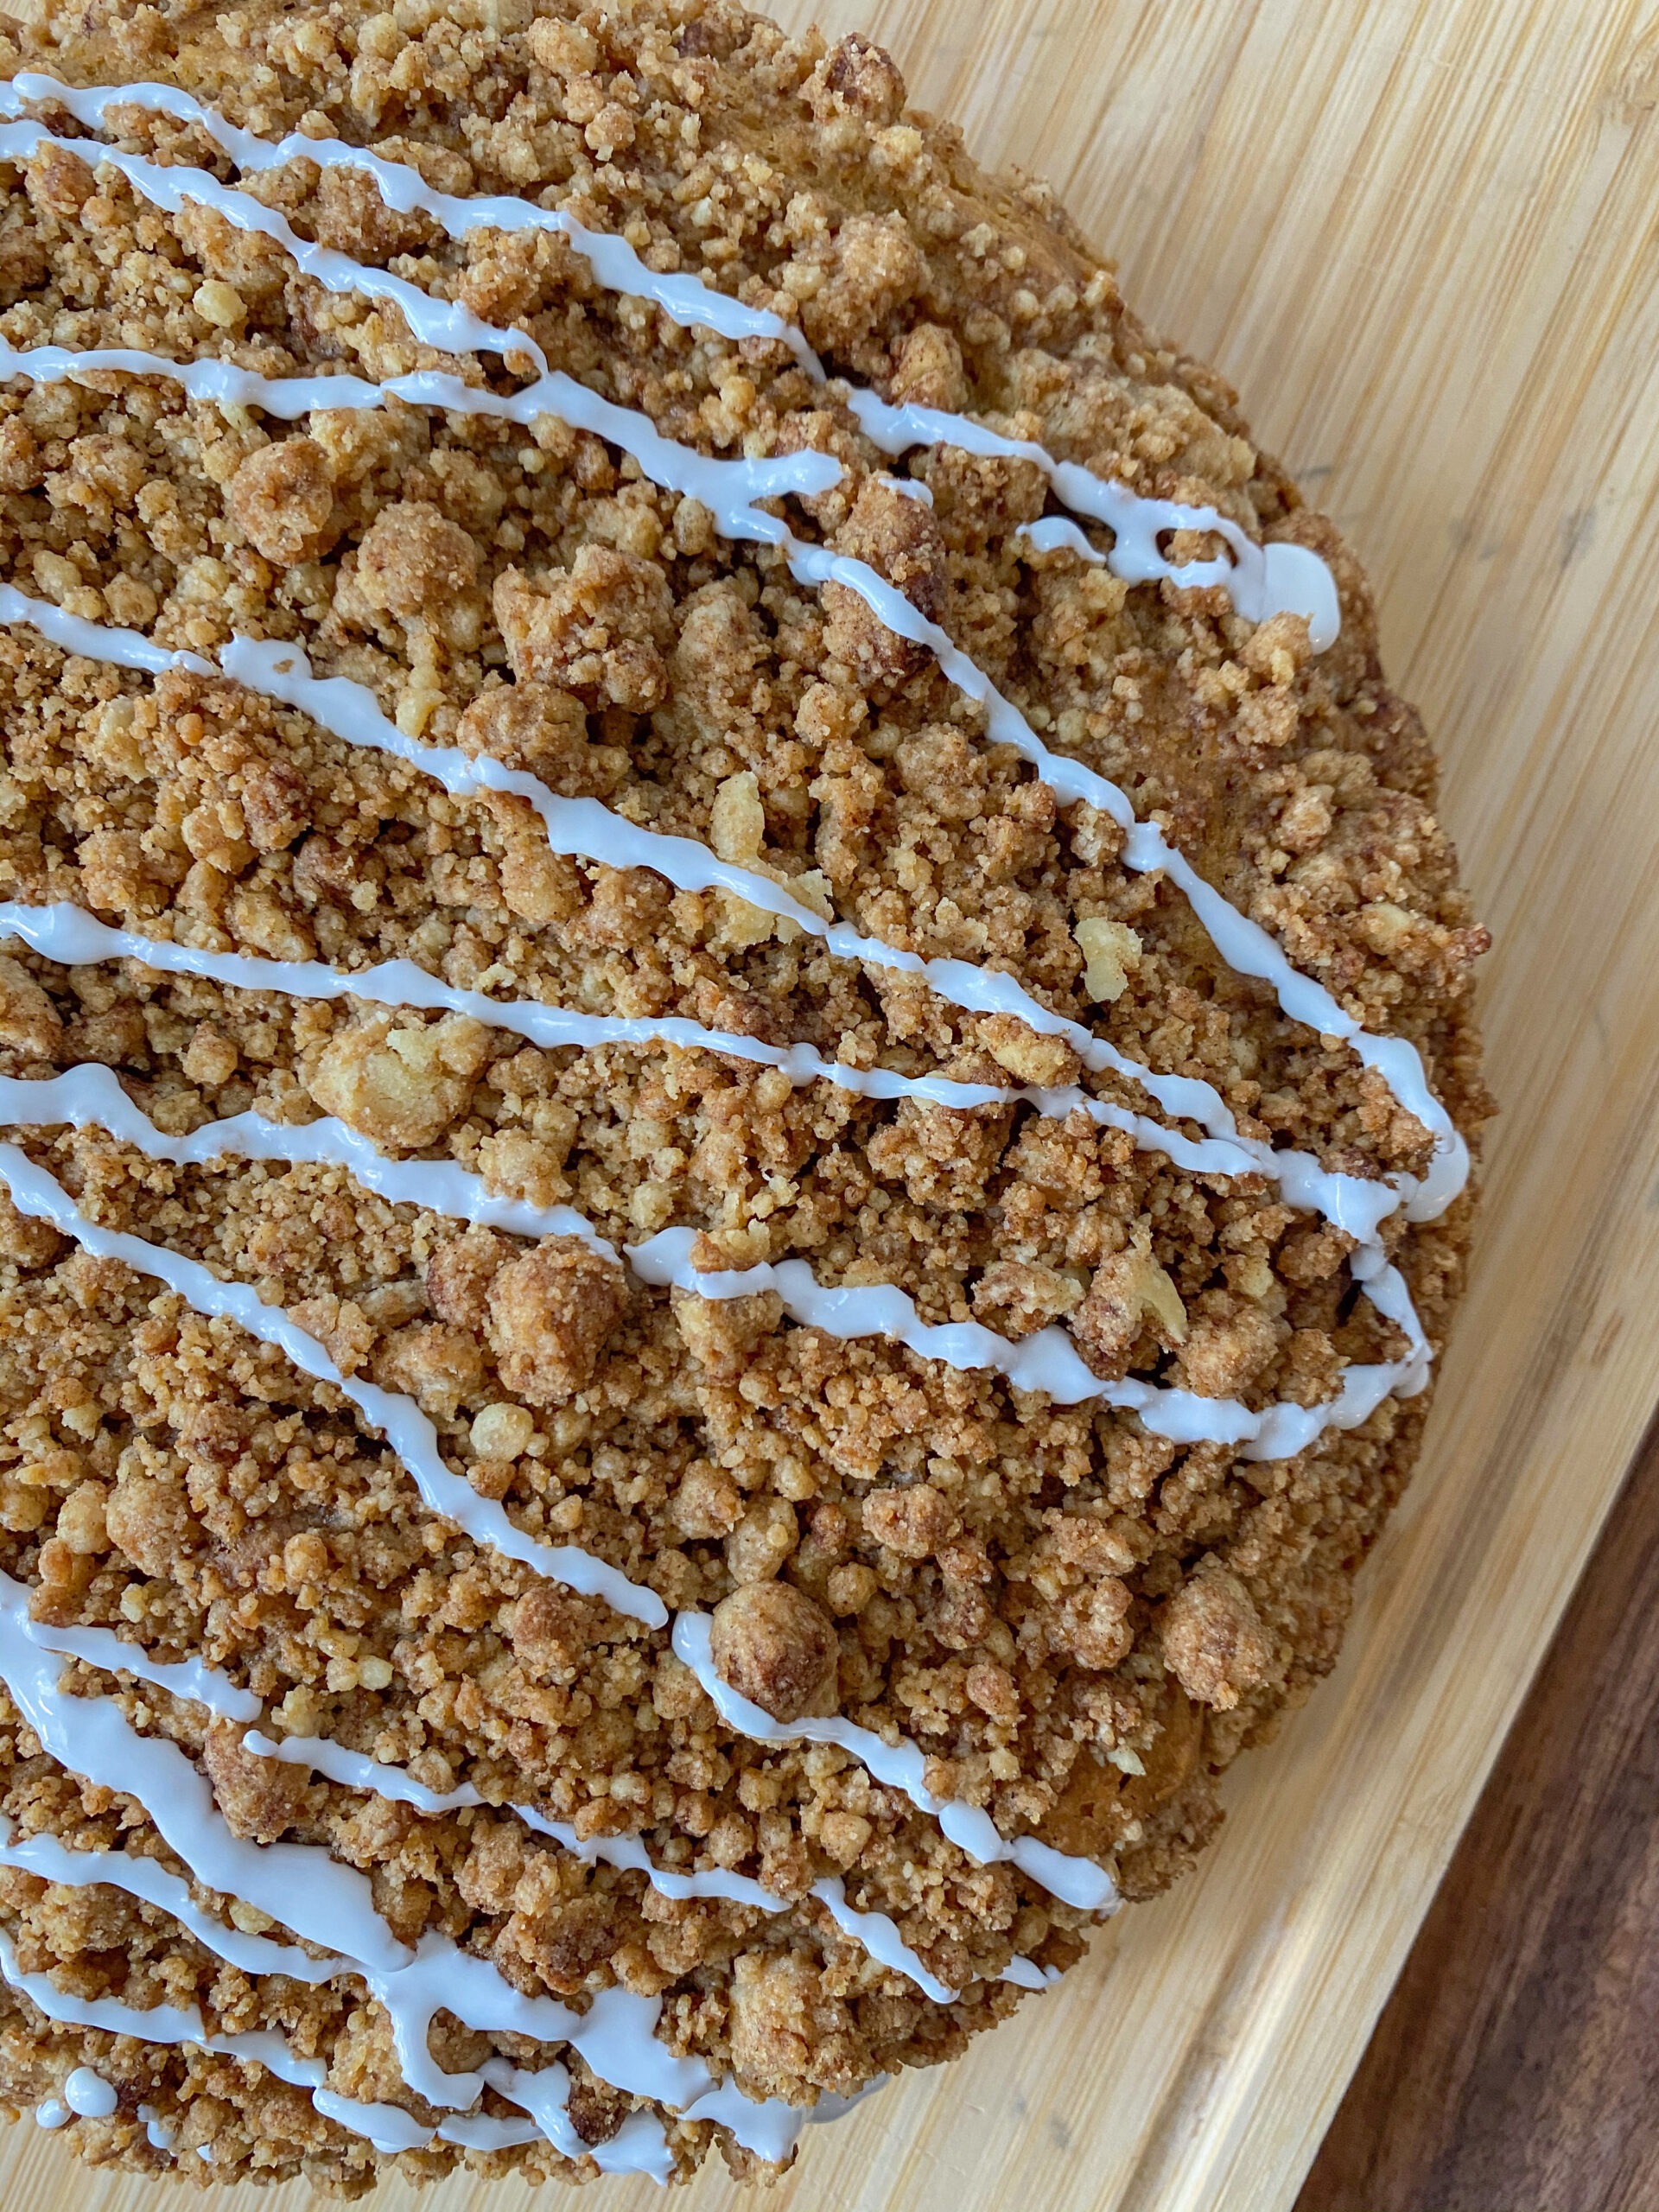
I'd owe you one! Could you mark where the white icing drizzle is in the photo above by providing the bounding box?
[433,2111,543,2153]
[0,1067,1425,1465]
[0,88,1446,1209]
[0,1920,218,2049]
[0,416,1434,1269]
[26,1609,262,1722]
[221,632,847,932]
[243,578,1428,1243]
[61,2068,117,2119]
[0,73,1341,654]
[507,1802,777,1912]
[238,621,1382,1236]
[0,118,542,371]
[632,1228,1431,1458]
[475,2060,677,2177]
[0,1081,1419,1983]
[0,896,1140,1131]
[811,1877,957,2005]
[0,1063,611,1254]
[0,381,1378,1217]
[243,1727,480,1815]
[0,893,1405,1247]
[0,896,910,1096]
[17,1165,1120,1962]
[0,1592,885,2177]
[0,1137,664,1628]
[0,1812,347,1986]
[309,2092,430,2155]
[0,82,1395,1200]
[137,2103,176,2152]
[580,2107,678,2179]
[0,583,849,965]
[673,1613,1119,1913]
[0,336,838,518]
[0,1885,761,2177]
[681,2076,884,2162]
[0,1582,412,1971]
[0,1576,822,2166]
[998,1956,1064,1991]
[312,2075,674,2168]
[0,71,818,373]
[861,403,1342,651]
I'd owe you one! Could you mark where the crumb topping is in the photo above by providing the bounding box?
[0,0,1489,2190]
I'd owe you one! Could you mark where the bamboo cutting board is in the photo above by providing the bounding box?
[10,2,1659,2207]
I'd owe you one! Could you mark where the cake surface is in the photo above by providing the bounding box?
[0,0,1490,2188]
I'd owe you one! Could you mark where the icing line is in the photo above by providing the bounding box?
[242,1739,958,2001]
[0,1068,1426,1467]
[0,895,1409,1244]
[0,573,1447,1243]
[0,335,840,503]
[0,1138,665,1628]
[0,70,819,372]
[868,405,1340,649]
[672,1612,1120,1914]
[0,119,542,369]
[632,1227,1431,1459]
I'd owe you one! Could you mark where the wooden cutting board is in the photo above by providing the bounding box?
[9,1,1659,2206]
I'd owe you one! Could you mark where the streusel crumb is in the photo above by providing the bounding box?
[0,0,1489,2190]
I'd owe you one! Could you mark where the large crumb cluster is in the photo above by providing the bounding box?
[0,0,1490,2191]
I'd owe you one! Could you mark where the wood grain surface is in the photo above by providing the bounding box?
[9,3,1659,2208]
[1299,1411,1659,2212]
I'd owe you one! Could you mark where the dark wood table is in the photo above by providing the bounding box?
[1298,1414,1659,2211]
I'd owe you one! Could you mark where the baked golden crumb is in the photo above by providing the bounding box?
[0,0,1490,2189]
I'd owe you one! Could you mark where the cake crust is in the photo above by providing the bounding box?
[0,0,1489,2188]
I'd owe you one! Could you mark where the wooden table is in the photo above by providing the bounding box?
[5,4,1659,2210]
[1300,1412,1659,2209]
